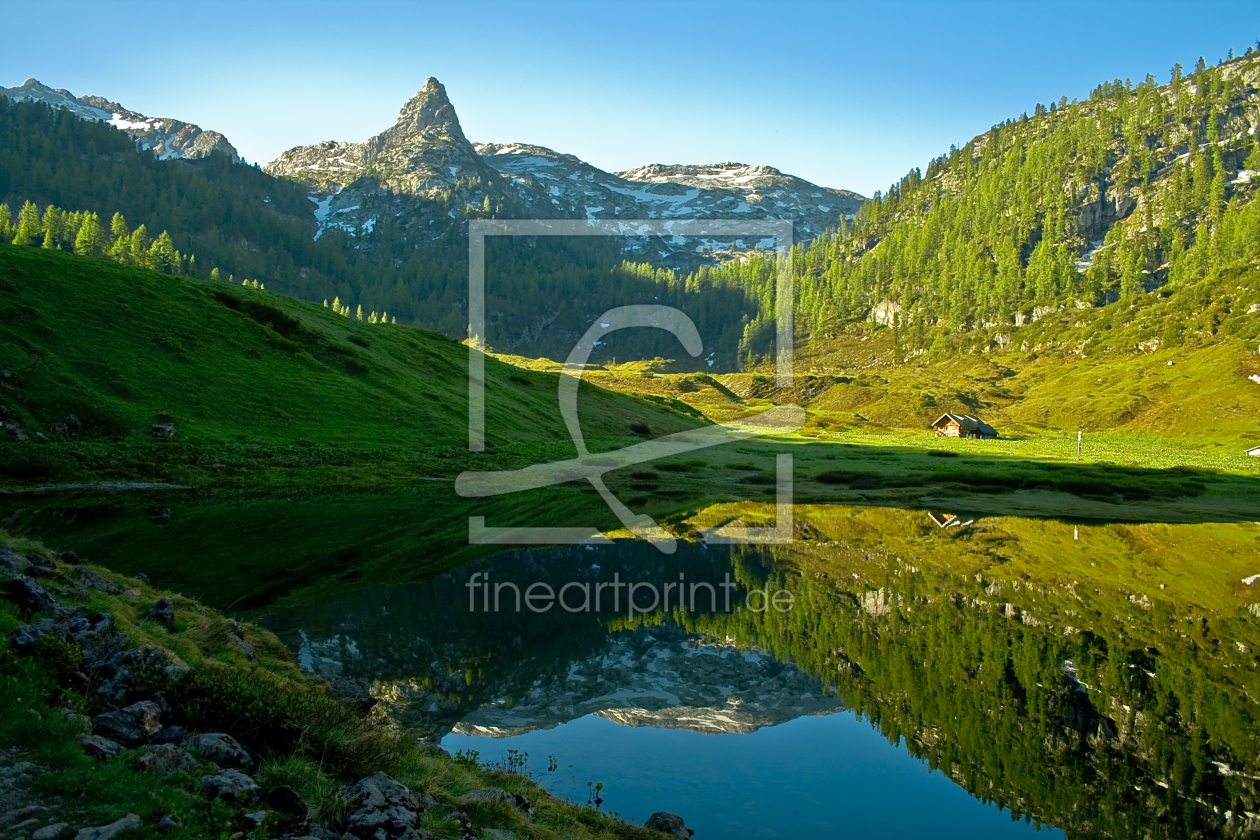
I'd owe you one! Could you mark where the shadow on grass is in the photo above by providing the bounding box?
[774,438,1258,509]
[0,440,1256,614]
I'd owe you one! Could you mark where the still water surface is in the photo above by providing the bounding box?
[4,489,1256,839]
[442,692,1061,839]
[264,542,1062,837]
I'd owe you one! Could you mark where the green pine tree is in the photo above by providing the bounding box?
[148,231,180,273]
[1246,141,1260,172]
[107,213,130,261]
[12,201,40,247]
[73,212,105,256]
[40,205,63,249]
[129,225,150,268]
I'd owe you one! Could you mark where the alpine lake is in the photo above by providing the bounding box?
[3,478,1259,840]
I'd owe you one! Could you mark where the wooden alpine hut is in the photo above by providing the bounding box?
[931,413,998,439]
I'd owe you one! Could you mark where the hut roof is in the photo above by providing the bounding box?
[931,413,997,436]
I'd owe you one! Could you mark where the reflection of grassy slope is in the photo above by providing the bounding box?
[0,247,698,484]
[0,485,648,613]
[5,444,1256,624]
[689,503,1260,620]
[671,513,1260,840]
[0,480,740,614]
[4,435,1258,617]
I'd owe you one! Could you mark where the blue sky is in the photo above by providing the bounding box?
[1,0,1257,196]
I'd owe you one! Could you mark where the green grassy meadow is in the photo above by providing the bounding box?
[0,246,700,485]
[1,243,1258,525]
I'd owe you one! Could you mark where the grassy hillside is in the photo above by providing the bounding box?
[0,245,700,486]
[552,256,1260,447]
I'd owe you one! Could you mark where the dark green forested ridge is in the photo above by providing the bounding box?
[0,198,417,322]
[3,48,1260,369]
[0,95,767,365]
[0,95,438,323]
[0,95,328,277]
[711,48,1260,357]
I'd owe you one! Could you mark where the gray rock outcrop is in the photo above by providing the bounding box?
[72,813,142,840]
[136,744,200,777]
[200,768,262,803]
[148,597,175,629]
[645,811,694,839]
[94,701,162,747]
[79,735,126,759]
[341,771,435,840]
[187,732,252,768]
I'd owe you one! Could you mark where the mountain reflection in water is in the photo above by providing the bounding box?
[264,540,1065,838]
[4,490,1257,839]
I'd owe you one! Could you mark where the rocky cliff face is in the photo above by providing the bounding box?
[477,144,865,264]
[266,78,491,196]
[1,78,240,162]
[265,77,512,242]
[264,77,865,263]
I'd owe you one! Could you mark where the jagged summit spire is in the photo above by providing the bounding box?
[391,77,465,143]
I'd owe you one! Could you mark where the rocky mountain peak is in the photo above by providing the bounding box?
[265,76,865,255]
[265,76,498,234]
[2,77,239,162]
[388,76,466,144]
[19,78,50,93]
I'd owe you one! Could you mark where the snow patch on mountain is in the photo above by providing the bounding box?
[263,78,865,267]
[2,78,240,162]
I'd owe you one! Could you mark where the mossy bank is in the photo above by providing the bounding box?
[0,530,683,840]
